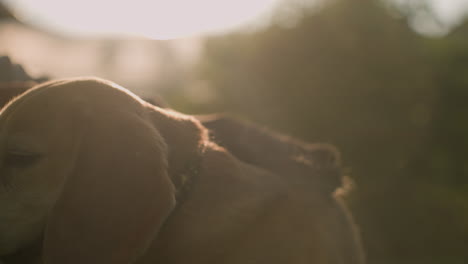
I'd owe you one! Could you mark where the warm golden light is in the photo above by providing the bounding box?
[6,0,278,39]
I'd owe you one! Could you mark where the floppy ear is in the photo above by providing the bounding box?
[43,111,176,264]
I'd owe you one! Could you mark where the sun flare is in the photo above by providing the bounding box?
[5,0,278,39]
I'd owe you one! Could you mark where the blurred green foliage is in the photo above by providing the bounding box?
[167,0,468,262]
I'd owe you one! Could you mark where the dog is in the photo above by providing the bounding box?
[0,77,364,264]
[0,82,36,108]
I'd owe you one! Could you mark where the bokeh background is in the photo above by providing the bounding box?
[1,0,468,263]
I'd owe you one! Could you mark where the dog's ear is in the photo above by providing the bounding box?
[43,109,176,264]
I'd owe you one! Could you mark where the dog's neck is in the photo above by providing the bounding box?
[171,142,206,204]
[145,105,209,202]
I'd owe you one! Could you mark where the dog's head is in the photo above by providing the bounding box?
[0,82,36,108]
[0,78,207,263]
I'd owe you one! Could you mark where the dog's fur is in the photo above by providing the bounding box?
[0,78,364,264]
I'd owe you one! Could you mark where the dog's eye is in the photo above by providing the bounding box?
[4,150,41,168]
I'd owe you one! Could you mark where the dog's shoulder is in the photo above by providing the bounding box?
[144,143,291,262]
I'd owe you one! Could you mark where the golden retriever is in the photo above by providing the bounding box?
[0,77,364,264]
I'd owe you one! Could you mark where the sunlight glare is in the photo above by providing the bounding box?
[6,0,278,39]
